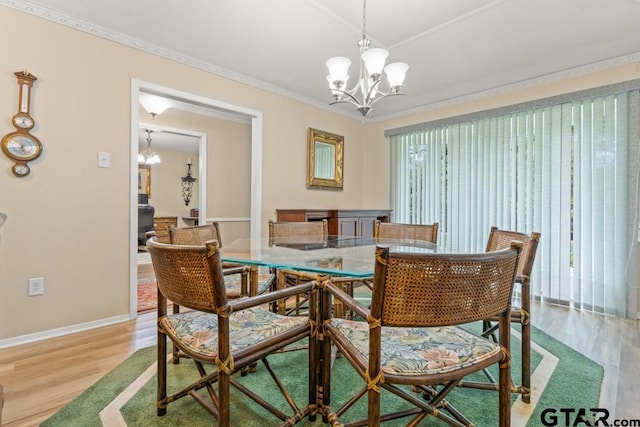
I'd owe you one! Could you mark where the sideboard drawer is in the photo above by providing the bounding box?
[154,216,178,243]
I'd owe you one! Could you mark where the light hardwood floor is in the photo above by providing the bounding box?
[0,302,638,426]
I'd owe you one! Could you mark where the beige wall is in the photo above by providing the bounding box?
[139,107,253,242]
[144,149,198,225]
[0,6,366,341]
[1,6,638,343]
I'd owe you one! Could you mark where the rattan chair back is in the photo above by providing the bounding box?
[319,242,522,426]
[374,220,439,244]
[169,223,222,246]
[372,244,520,327]
[485,226,540,284]
[268,219,328,245]
[147,236,226,313]
[146,234,318,425]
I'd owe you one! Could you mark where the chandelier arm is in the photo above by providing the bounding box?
[327,88,366,107]
[328,98,365,108]
[362,78,383,105]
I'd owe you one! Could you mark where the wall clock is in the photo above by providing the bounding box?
[1,71,42,177]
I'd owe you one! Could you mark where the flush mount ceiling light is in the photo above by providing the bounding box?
[138,129,161,165]
[139,94,173,118]
[325,0,409,120]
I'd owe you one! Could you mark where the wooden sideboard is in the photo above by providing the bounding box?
[154,216,178,243]
[276,209,392,238]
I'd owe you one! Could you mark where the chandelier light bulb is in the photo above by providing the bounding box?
[384,62,409,91]
[326,57,351,86]
[361,48,388,77]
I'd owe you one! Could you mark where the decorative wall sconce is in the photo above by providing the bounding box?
[181,158,196,206]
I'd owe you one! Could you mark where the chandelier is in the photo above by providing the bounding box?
[138,129,161,165]
[325,0,408,119]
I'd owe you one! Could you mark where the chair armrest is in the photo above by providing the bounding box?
[228,281,316,313]
[221,265,249,276]
[222,261,246,269]
[323,280,371,321]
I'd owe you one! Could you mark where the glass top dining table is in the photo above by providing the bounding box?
[220,236,442,278]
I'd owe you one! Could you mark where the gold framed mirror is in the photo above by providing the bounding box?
[307,128,343,190]
[138,164,151,197]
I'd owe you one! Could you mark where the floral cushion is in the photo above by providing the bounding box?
[223,272,274,297]
[222,275,247,298]
[163,306,307,358]
[330,318,500,376]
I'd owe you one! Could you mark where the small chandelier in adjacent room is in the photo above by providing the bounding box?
[138,129,161,165]
[325,0,408,119]
[181,159,196,206]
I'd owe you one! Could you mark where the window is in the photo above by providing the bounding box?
[388,83,640,317]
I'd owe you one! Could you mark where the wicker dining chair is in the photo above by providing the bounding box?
[374,220,439,243]
[268,219,328,316]
[334,220,440,316]
[460,226,541,403]
[319,242,522,427]
[170,223,275,298]
[147,236,319,426]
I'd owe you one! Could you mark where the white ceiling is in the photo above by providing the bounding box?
[8,0,640,121]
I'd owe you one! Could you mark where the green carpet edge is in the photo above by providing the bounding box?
[41,326,604,426]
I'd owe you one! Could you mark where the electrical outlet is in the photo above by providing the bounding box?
[28,277,44,296]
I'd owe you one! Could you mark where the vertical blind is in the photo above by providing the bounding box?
[390,90,639,317]
[314,143,336,180]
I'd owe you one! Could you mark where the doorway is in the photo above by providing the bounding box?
[129,79,264,318]
[135,123,204,313]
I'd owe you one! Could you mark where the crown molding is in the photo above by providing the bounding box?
[370,52,640,123]
[0,0,342,113]
[4,0,639,124]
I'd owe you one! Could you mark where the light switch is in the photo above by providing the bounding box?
[98,152,111,168]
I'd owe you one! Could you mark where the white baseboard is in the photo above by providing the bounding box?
[0,314,132,350]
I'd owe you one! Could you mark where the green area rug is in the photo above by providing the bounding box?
[42,326,602,426]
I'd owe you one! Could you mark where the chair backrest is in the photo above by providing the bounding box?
[169,223,222,246]
[146,236,227,313]
[370,242,521,328]
[374,220,439,244]
[268,219,328,245]
[485,226,540,284]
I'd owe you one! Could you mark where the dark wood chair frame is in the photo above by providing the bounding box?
[319,243,522,426]
[460,226,541,403]
[147,236,319,426]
